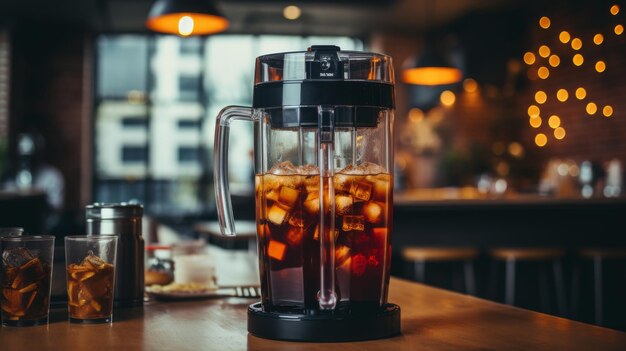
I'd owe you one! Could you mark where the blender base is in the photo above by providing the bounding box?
[247,302,401,342]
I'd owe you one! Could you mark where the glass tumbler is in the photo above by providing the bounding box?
[65,235,117,324]
[0,235,55,327]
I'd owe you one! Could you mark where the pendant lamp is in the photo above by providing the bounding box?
[146,0,229,36]
[401,41,462,86]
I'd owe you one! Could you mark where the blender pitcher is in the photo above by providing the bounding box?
[214,45,400,342]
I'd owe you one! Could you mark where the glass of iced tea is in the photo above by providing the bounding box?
[65,235,117,324]
[0,235,55,327]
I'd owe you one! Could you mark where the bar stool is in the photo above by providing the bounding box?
[574,248,626,326]
[402,247,479,295]
[490,248,567,316]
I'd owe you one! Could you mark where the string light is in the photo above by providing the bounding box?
[523,52,536,65]
[593,34,604,45]
[548,115,561,128]
[571,38,582,50]
[586,102,598,115]
[595,61,606,73]
[554,127,566,140]
[611,5,620,15]
[573,54,584,66]
[575,87,587,100]
[408,108,424,122]
[539,16,551,29]
[559,31,571,43]
[615,24,624,35]
[535,133,547,147]
[463,78,479,93]
[528,105,540,118]
[557,89,569,102]
[603,105,614,117]
[529,116,542,128]
[548,54,560,67]
[535,91,547,104]
[440,90,456,107]
[539,45,551,58]
[538,66,550,79]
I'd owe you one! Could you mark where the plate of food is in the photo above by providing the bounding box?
[146,282,261,301]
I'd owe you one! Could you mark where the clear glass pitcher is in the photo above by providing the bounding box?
[214,46,394,314]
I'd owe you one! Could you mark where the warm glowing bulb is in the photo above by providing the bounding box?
[535,133,547,147]
[538,45,550,58]
[615,24,624,35]
[463,78,478,93]
[611,5,620,15]
[508,142,524,158]
[283,5,302,20]
[603,105,614,117]
[593,34,604,45]
[559,31,571,43]
[178,16,194,36]
[573,54,584,66]
[535,91,547,104]
[556,89,569,102]
[548,54,560,67]
[575,87,587,100]
[571,38,582,50]
[548,115,561,128]
[409,108,424,122]
[554,127,566,140]
[537,66,550,79]
[596,61,606,73]
[530,116,542,128]
[539,16,551,29]
[586,102,598,115]
[528,105,540,118]
[523,52,536,65]
[440,90,456,107]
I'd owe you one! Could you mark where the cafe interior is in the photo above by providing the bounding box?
[1,0,626,346]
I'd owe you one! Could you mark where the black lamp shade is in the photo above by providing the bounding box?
[146,0,229,36]
[402,45,462,86]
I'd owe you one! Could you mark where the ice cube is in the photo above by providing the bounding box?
[288,211,310,229]
[268,240,286,261]
[298,164,319,175]
[265,189,279,202]
[303,175,320,193]
[2,247,35,268]
[337,256,352,273]
[337,162,386,175]
[303,192,320,214]
[82,251,107,270]
[362,201,384,223]
[350,180,373,201]
[268,161,297,175]
[278,186,299,208]
[261,174,282,194]
[351,254,368,276]
[333,174,352,192]
[335,195,353,214]
[267,204,288,225]
[342,215,365,231]
[367,174,391,201]
[11,258,45,289]
[285,227,304,247]
[335,245,351,266]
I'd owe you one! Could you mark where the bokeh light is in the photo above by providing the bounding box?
[571,38,582,50]
[603,105,614,117]
[408,108,424,122]
[548,54,560,67]
[530,116,542,128]
[573,54,584,66]
[615,24,624,35]
[556,89,569,102]
[539,45,551,58]
[611,5,620,15]
[593,34,604,45]
[538,66,550,79]
[535,91,547,104]
[539,16,551,29]
[535,133,547,147]
[548,115,561,128]
[554,127,566,140]
[595,61,606,72]
[559,31,571,43]
[528,105,540,118]
[575,87,587,100]
[586,102,598,115]
[463,78,479,93]
[440,90,456,107]
[523,52,536,65]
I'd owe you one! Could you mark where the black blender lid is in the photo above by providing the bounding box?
[252,46,395,127]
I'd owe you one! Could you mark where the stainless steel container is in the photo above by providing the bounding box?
[86,203,144,308]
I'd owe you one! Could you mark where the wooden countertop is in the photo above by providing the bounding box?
[2,277,625,350]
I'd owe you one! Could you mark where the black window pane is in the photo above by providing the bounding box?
[178,119,199,129]
[122,146,147,163]
[178,147,200,162]
[122,117,148,128]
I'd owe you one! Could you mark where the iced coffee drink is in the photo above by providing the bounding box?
[255,161,392,313]
[67,251,115,322]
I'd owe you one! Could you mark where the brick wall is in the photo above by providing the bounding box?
[9,23,93,212]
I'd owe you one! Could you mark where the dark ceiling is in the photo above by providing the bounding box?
[0,0,521,36]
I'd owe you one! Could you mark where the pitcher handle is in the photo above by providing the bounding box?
[214,106,255,236]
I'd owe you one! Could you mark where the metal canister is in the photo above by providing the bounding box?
[86,203,144,308]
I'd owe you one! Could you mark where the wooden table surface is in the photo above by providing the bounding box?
[2,277,625,350]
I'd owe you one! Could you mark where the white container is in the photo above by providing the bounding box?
[173,254,217,287]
